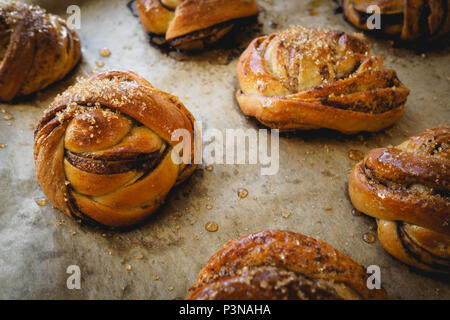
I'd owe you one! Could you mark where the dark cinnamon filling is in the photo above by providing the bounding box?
[416,0,431,39]
[351,1,449,41]
[168,16,258,48]
[429,0,449,37]
[159,0,177,11]
[397,222,450,271]
[65,145,167,175]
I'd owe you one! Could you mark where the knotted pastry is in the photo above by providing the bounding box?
[236,26,410,134]
[341,0,450,42]
[136,0,259,50]
[34,70,199,228]
[0,0,81,101]
[349,126,450,273]
[187,230,388,300]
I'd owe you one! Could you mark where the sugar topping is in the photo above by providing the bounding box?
[0,0,48,26]
[53,76,148,115]
[261,26,372,92]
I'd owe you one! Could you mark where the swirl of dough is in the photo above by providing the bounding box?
[342,0,450,42]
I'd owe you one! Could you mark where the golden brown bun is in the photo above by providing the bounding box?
[342,0,450,42]
[136,0,258,50]
[0,0,81,101]
[349,126,450,273]
[236,26,409,134]
[34,70,199,228]
[187,230,388,300]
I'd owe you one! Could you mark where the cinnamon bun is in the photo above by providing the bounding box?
[236,26,409,134]
[0,0,81,101]
[187,230,388,300]
[34,70,199,228]
[349,126,450,273]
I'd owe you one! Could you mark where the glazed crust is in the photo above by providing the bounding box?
[136,0,258,50]
[236,26,409,134]
[349,126,450,273]
[187,230,388,300]
[0,0,81,101]
[34,69,199,228]
[187,266,343,300]
[342,0,450,42]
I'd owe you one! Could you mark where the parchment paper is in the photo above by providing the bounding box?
[0,0,449,299]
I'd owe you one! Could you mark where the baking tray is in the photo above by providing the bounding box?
[0,0,449,299]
